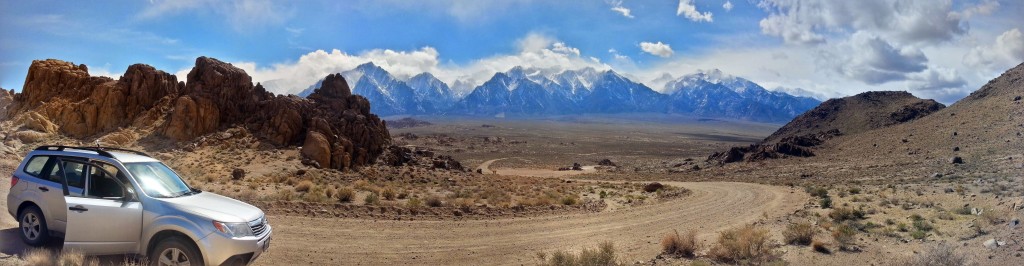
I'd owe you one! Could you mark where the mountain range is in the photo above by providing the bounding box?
[296,63,821,122]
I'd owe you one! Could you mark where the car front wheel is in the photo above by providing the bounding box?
[150,237,204,266]
[18,205,49,246]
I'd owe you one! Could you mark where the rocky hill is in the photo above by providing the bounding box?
[709,91,945,164]
[3,57,390,170]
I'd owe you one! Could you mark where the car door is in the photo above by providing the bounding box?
[30,156,81,233]
[64,159,143,255]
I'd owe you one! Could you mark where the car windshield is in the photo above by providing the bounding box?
[124,162,197,198]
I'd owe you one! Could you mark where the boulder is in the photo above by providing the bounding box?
[231,168,246,180]
[950,156,965,164]
[983,238,1000,249]
[301,131,332,169]
[643,182,665,193]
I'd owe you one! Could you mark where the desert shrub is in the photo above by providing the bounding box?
[661,230,699,257]
[910,230,927,240]
[382,187,397,201]
[831,223,857,250]
[23,249,54,266]
[829,207,865,222]
[848,187,861,194]
[276,189,295,201]
[710,225,777,264]
[912,220,933,232]
[783,222,815,245]
[980,208,1004,225]
[806,187,829,198]
[952,206,972,215]
[294,180,314,192]
[562,196,579,206]
[644,182,664,192]
[57,249,88,266]
[302,185,329,203]
[820,197,833,209]
[538,241,620,266]
[364,193,380,205]
[426,195,445,207]
[407,197,423,210]
[337,187,355,203]
[895,243,968,266]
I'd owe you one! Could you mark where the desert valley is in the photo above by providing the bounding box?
[0,55,1021,265]
[2,1,1023,266]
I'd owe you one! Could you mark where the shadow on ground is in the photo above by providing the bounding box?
[0,227,139,265]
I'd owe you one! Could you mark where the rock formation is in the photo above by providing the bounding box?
[0,88,12,120]
[6,57,390,170]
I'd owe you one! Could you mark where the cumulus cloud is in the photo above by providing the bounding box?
[608,0,633,18]
[722,1,733,11]
[139,0,293,32]
[758,0,966,45]
[677,0,712,22]
[231,32,608,95]
[964,28,1024,71]
[639,42,674,58]
[905,66,968,103]
[831,32,928,84]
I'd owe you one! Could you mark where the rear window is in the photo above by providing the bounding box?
[22,156,50,177]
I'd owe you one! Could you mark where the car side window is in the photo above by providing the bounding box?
[62,160,86,192]
[43,158,64,184]
[86,162,126,199]
[22,156,49,177]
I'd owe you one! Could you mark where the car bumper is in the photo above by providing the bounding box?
[199,225,272,265]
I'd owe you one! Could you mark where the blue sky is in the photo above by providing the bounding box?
[1,0,1022,103]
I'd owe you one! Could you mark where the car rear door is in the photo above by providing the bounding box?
[28,156,76,233]
[64,159,143,255]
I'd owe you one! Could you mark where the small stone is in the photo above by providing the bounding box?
[950,156,964,164]
[984,239,999,249]
[231,168,245,180]
[931,173,943,178]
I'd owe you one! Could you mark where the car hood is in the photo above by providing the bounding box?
[158,192,263,223]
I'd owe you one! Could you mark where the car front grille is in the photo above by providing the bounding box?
[249,216,268,237]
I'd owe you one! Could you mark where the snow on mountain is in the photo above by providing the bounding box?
[665,70,821,122]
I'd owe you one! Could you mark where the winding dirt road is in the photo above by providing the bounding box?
[254,181,806,265]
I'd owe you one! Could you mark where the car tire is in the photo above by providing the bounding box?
[150,236,204,266]
[18,205,49,246]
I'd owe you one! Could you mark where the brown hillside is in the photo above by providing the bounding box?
[3,57,391,170]
[709,91,944,164]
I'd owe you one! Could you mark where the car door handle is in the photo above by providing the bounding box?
[69,205,88,212]
[38,186,49,192]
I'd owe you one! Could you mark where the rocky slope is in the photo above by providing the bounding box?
[4,57,390,170]
[709,91,945,163]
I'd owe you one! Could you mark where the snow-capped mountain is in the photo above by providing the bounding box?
[582,70,668,113]
[407,72,456,112]
[347,62,422,116]
[292,64,819,122]
[665,69,820,122]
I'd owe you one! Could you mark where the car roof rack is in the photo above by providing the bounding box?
[34,145,150,159]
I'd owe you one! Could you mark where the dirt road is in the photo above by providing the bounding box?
[476,158,598,177]
[254,181,806,265]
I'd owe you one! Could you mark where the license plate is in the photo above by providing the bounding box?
[263,237,271,251]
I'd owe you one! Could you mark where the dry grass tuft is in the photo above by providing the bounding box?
[661,229,699,257]
[709,225,778,264]
[294,180,314,192]
[783,222,815,246]
[337,187,355,203]
[894,243,969,266]
[831,223,857,251]
[538,241,621,266]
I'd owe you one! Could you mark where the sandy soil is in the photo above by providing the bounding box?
[253,181,807,265]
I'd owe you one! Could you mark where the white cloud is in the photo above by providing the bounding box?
[830,32,928,84]
[139,0,293,32]
[905,66,968,103]
[758,0,967,45]
[964,28,1024,71]
[722,1,733,11]
[677,0,712,22]
[639,41,674,58]
[608,0,634,18]
[233,32,608,95]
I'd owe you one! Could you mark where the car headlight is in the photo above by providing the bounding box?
[213,221,253,238]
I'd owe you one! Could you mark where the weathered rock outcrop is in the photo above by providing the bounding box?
[7,57,390,170]
[7,59,183,137]
[0,88,12,120]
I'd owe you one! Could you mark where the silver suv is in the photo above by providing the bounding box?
[6,146,271,266]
